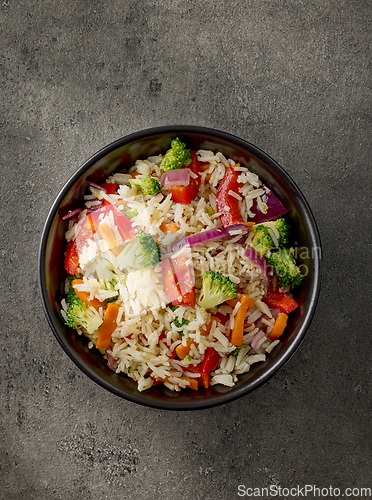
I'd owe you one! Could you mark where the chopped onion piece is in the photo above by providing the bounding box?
[244,245,269,287]
[61,207,84,220]
[171,226,228,252]
[250,184,287,223]
[160,169,190,188]
[270,308,281,317]
[105,348,118,372]
[88,181,106,191]
[251,330,267,354]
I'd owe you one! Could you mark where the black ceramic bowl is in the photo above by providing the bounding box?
[38,125,321,410]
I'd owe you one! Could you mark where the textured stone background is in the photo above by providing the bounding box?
[1,0,371,499]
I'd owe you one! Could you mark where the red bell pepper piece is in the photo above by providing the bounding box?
[215,166,245,227]
[100,182,117,194]
[185,364,210,388]
[169,152,201,204]
[64,239,79,275]
[151,377,165,386]
[199,371,210,389]
[161,258,182,303]
[158,331,176,358]
[75,213,95,253]
[213,312,229,326]
[262,288,299,313]
[90,201,138,241]
[171,256,195,307]
[114,209,139,241]
[64,213,96,274]
[161,257,196,306]
[172,289,195,307]
[186,347,221,389]
[201,347,221,372]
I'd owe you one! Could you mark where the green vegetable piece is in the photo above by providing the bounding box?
[129,176,163,195]
[250,225,274,258]
[173,317,190,329]
[120,205,138,219]
[160,137,192,171]
[100,272,127,302]
[267,247,303,288]
[117,230,160,269]
[270,217,291,247]
[65,283,103,335]
[233,346,242,357]
[198,271,238,310]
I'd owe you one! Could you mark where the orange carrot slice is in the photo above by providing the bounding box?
[159,222,180,233]
[175,339,195,359]
[268,312,288,340]
[183,376,198,390]
[230,294,255,346]
[201,316,222,336]
[72,280,104,311]
[96,303,120,349]
[225,298,239,308]
[152,375,198,390]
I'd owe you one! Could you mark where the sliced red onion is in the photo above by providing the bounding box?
[171,226,228,252]
[87,204,103,212]
[250,184,288,223]
[270,308,281,317]
[62,207,84,220]
[255,317,264,330]
[244,245,270,287]
[105,348,118,372]
[171,223,252,253]
[88,181,106,191]
[160,169,190,188]
[251,330,267,354]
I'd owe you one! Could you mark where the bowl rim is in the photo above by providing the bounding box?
[38,125,322,410]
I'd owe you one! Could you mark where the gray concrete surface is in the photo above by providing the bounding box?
[1,0,371,499]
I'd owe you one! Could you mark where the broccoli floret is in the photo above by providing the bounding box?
[160,137,192,171]
[129,176,162,195]
[250,225,274,257]
[267,247,303,288]
[173,317,190,329]
[66,277,79,305]
[120,205,138,219]
[270,218,291,247]
[65,284,103,335]
[198,271,238,309]
[117,230,160,270]
[233,345,248,357]
[100,272,127,302]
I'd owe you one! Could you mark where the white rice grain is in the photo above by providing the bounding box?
[265,340,280,353]
[210,374,235,387]
[228,190,242,201]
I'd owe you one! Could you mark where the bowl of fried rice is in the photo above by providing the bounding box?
[39,125,321,410]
